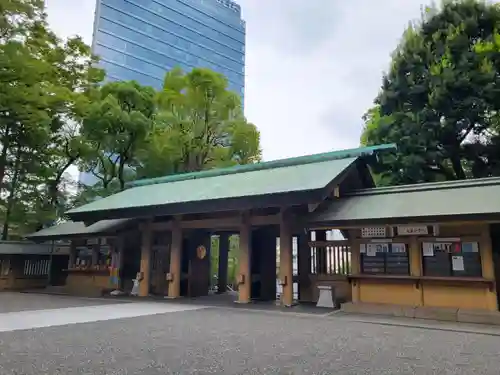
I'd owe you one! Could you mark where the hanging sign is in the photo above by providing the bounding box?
[397,225,428,236]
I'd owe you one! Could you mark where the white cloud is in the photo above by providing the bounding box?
[45,0,425,162]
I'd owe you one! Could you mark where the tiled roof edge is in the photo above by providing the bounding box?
[126,143,397,188]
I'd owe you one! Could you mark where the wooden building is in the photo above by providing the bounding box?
[27,219,139,296]
[0,241,70,290]
[25,144,500,323]
[308,178,500,323]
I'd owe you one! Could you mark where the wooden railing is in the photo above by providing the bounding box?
[309,240,351,276]
[23,259,50,277]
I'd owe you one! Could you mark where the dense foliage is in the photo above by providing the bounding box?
[362,0,500,185]
[0,0,261,239]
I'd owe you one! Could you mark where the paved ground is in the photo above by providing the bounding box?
[0,294,500,374]
[0,292,122,314]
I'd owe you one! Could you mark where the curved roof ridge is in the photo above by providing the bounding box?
[127,143,396,188]
[348,176,500,196]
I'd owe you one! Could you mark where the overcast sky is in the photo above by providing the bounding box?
[45,0,425,161]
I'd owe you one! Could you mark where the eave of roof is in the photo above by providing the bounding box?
[0,241,54,255]
[308,176,500,225]
[66,144,396,221]
[25,219,132,241]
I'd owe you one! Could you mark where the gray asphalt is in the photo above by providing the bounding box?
[0,299,499,375]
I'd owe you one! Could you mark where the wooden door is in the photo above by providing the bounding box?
[150,245,171,296]
[188,231,211,298]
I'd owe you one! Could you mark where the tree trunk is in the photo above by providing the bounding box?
[450,154,466,180]
[2,148,21,240]
[0,129,11,188]
[118,159,126,191]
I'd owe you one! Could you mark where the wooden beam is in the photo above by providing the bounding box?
[149,214,281,231]
[308,219,500,231]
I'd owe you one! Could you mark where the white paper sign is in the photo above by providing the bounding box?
[452,256,465,271]
[422,243,434,257]
[366,244,378,257]
[360,244,366,253]
[392,243,406,253]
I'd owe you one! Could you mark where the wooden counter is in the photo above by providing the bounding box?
[347,274,496,310]
[65,268,111,296]
[347,274,494,290]
[65,268,109,276]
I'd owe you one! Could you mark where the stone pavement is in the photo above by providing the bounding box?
[0,293,500,374]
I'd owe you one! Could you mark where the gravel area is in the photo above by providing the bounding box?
[1,305,500,374]
[0,292,125,313]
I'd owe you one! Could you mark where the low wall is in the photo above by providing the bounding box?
[342,302,500,325]
[0,276,48,290]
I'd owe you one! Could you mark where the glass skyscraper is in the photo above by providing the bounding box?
[80,0,245,186]
[92,0,245,96]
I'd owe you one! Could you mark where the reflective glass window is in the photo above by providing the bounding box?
[97,18,243,73]
[102,0,243,51]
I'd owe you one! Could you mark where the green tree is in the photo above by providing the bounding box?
[80,81,156,191]
[361,0,500,185]
[0,0,103,237]
[136,67,261,178]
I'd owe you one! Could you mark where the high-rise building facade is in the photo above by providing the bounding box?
[80,0,245,186]
[92,0,245,97]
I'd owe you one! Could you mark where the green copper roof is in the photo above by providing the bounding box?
[127,144,396,188]
[25,219,131,240]
[67,144,396,219]
[309,177,500,223]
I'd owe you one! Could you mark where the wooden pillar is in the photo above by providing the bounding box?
[7,255,15,289]
[480,225,498,310]
[315,230,327,274]
[117,236,125,290]
[409,236,423,306]
[350,232,361,303]
[237,213,252,303]
[69,241,77,268]
[167,217,182,298]
[218,232,229,294]
[139,222,152,297]
[280,210,294,307]
[297,232,310,302]
[91,242,99,266]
